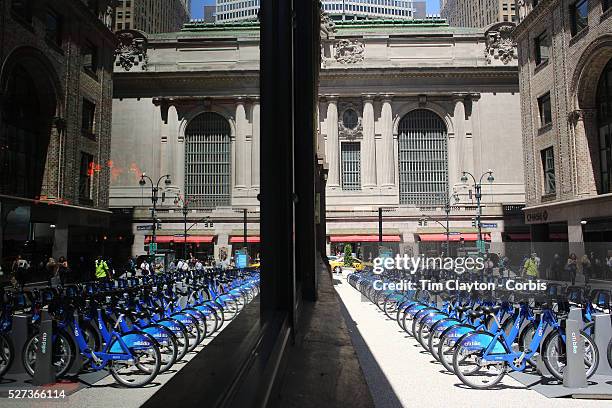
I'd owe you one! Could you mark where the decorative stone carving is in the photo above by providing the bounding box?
[334,39,365,64]
[484,22,517,65]
[114,30,148,71]
[338,107,363,139]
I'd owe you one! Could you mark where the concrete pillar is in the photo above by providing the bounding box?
[132,233,145,257]
[235,98,248,189]
[52,225,69,259]
[380,95,395,187]
[166,105,183,193]
[362,95,376,188]
[251,99,261,189]
[571,109,598,196]
[454,95,472,177]
[567,220,585,258]
[326,97,340,187]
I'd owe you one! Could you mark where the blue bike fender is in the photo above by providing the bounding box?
[432,318,462,334]
[455,331,507,355]
[141,325,171,347]
[422,312,448,326]
[441,324,476,344]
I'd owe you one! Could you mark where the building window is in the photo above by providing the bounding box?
[185,112,231,207]
[570,0,589,36]
[81,99,96,139]
[341,142,361,191]
[82,41,98,78]
[11,0,32,22]
[45,9,62,47]
[538,93,552,127]
[534,31,550,66]
[398,109,448,206]
[79,152,94,202]
[541,147,556,194]
[597,58,612,194]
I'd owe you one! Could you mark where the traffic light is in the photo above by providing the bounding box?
[471,218,477,228]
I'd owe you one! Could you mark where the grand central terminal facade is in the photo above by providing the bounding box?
[109,18,528,262]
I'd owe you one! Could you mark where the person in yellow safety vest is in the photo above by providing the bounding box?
[95,256,110,279]
[523,253,539,278]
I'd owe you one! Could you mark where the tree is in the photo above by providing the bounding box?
[343,244,353,267]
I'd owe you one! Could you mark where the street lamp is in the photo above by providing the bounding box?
[174,194,190,259]
[460,169,494,255]
[139,172,172,254]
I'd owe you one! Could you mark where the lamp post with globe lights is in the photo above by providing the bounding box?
[460,169,494,255]
[139,173,172,253]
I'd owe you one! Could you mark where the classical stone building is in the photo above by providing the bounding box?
[0,0,117,272]
[515,0,612,264]
[441,0,518,27]
[109,19,526,262]
[113,0,191,33]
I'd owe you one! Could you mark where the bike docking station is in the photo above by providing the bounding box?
[32,309,55,386]
[509,307,612,399]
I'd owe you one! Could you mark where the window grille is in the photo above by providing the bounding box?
[398,109,448,206]
[185,112,232,207]
[341,142,361,190]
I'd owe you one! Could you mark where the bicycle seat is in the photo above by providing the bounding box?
[468,310,484,319]
[481,305,501,315]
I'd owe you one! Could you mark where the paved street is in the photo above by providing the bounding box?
[333,274,612,408]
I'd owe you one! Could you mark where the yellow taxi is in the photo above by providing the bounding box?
[249,258,260,268]
[328,256,365,273]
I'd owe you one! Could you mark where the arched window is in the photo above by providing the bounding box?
[185,112,232,207]
[398,109,448,206]
[0,65,53,198]
[597,58,612,194]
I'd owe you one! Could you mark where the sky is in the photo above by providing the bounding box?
[190,0,441,19]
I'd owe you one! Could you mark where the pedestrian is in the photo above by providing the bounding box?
[580,253,591,285]
[46,258,60,287]
[58,256,70,285]
[95,255,111,280]
[566,253,578,285]
[523,253,539,279]
[139,258,151,275]
[12,255,29,288]
[550,253,563,281]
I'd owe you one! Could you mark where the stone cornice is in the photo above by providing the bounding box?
[513,0,555,40]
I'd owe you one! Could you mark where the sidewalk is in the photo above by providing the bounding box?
[333,273,611,408]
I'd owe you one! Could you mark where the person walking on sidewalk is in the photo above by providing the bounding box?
[523,253,539,279]
[580,253,592,285]
[95,256,111,280]
[566,253,578,285]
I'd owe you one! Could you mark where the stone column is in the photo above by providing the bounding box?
[251,98,260,189]
[380,95,395,187]
[166,104,183,193]
[235,98,248,189]
[362,95,376,188]
[454,95,472,178]
[326,96,340,187]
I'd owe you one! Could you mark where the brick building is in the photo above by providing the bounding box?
[0,0,117,274]
[515,0,612,275]
[440,0,517,27]
[113,0,191,33]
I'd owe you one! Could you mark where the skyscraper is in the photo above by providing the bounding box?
[440,0,517,27]
[214,0,417,23]
[113,0,191,33]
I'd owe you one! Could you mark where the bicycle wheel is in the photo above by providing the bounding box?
[0,332,14,377]
[518,322,537,367]
[171,314,201,352]
[109,341,161,387]
[453,333,507,389]
[542,330,599,381]
[142,325,178,373]
[608,338,612,370]
[22,329,74,378]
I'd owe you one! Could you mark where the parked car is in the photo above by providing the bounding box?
[329,256,365,273]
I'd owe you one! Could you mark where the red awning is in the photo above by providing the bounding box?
[506,233,532,241]
[329,235,402,243]
[229,236,261,243]
[145,236,215,244]
[418,233,491,242]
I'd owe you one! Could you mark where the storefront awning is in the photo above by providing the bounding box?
[145,236,215,244]
[230,236,261,243]
[418,233,491,242]
[329,235,401,243]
